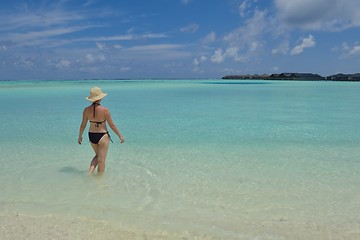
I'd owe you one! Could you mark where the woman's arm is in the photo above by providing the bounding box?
[78,109,88,144]
[105,108,125,143]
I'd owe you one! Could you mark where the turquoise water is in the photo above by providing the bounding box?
[1,79,360,238]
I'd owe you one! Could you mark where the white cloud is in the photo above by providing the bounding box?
[14,56,35,68]
[249,41,260,52]
[127,44,183,51]
[274,0,360,31]
[1,32,167,48]
[75,33,166,43]
[0,40,13,51]
[223,10,266,43]
[19,27,90,40]
[271,66,280,72]
[192,55,207,72]
[98,54,106,61]
[125,44,191,60]
[85,53,106,63]
[193,56,207,66]
[120,67,130,72]
[192,56,207,73]
[5,26,96,47]
[96,42,106,50]
[224,47,246,62]
[290,34,315,55]
[239,0,251,17]
[272,41,289,55]
[217,10,266,63]
[341,42,360,58]
[202,32,216,44]
[0,3,167,48]
[139,33,168,39]
[348,45,360,56]
[181,0,191,5]
[56,59,71,68]
[0,9,85,31]
[180,23,199,33]
[86,54,94,63]
[83,0,96,7]
[211,48,225,63]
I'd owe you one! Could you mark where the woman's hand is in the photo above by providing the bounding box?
[78,136,83,145]
[119,136,125,144]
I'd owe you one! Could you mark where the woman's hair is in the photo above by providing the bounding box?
[92,101,100,118]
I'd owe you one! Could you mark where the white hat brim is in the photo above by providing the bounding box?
[85,93,107,102]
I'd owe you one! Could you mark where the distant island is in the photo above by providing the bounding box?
[222,73,360,81]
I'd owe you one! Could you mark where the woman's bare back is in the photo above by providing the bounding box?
[85,103,108,133]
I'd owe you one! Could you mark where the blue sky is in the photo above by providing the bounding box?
[0,0,360,80]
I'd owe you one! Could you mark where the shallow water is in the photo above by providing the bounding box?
[1,79,360,238]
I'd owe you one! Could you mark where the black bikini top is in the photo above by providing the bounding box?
[90,119,106,127]
[91,102,105,127]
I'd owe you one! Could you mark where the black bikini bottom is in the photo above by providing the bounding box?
[88,132,112,144]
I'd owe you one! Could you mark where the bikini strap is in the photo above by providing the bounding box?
[90,120,106,123]
[107,131,113,143]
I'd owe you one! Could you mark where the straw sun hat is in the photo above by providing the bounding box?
[85,87,107,102]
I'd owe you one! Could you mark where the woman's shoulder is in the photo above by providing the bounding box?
[100,106,110,113]
[84,105,93,111]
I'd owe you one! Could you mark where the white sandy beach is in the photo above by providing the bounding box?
[0,212,175,240]
[1,211,359,240]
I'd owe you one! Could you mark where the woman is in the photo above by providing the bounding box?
[78,87,125,175]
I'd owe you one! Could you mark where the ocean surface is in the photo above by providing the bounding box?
[1,79,360,239]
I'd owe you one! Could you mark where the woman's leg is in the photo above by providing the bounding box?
[96,135,110,175]
[89,143,99,174]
